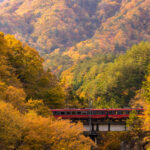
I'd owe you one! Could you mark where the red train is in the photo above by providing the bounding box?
[51,108,143,120]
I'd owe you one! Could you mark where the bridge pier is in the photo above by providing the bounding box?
[108,123,110,131]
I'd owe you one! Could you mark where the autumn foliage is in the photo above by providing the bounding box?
[0,101,94,149]
[0,32,94,149]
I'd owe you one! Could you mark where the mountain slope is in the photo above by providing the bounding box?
[0,0,150,57]
[0,0,150,107]
[43,0,150,73]
[0,0,100,54]
[63,0,150,57]
[0,31,65,109]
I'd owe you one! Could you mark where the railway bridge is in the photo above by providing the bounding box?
[51,108,143,132]
[51,108,143,149]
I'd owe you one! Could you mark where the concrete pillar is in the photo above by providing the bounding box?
[96,124,99,131]
[92,124,94,131]
[108,123,110,131]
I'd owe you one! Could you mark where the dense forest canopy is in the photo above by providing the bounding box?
[61,42,150,108]
[0,32,94,149]
[0,0,150,108]
[0,32,66,109]
[0,0,149,73]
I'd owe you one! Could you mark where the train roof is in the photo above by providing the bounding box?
[51,108,143,111]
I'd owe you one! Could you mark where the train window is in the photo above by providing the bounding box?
[97,111,101,115]
[112,111,116,115]
[126,111,129,115]
[52,111,56,115]
[92,111,97,115]
[88,111,105,115]
[122,111,126,115]
[82,111,87,115]
[87,111,91,115]
[96,111,98,115]
[77,111,81,115]
[72,111,76,115]
[53,111,60,115]
[99,111,105,115]
[117,111,123,115]
[61,112,65,115]
[109,111,116,115]
[97,111,103,115]
[67,111,71,115]
[109,111,112,115]
[102,111,105,115]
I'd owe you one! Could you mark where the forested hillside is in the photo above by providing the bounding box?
[1,0,150,149]
[0,32,94,149]
[0,31,67,110]
[0,0,150,108]
[0,0,100,54]
[61,42,150,108]
[44,0,150,73]
[0,0,150,72]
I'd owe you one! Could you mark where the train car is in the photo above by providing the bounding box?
[107,108,143,121]
[51,109,91,119]
[51,109,107,119]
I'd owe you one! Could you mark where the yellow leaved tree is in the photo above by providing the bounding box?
[0,100,94,150]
